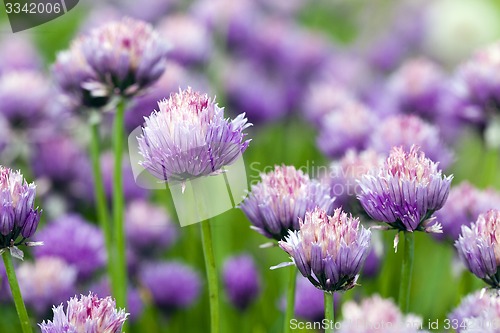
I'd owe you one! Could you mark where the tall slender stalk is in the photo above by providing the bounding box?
[88,114,114,288]
[200,219,220,333]
[398,231,415,313]
[2,252,32,333]
[283,266,296,333]
[111,99,127,311]
[324,292,335,333]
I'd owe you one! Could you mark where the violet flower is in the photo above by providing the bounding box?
[456,209,500,288]
[275,207,371,293]
[357,146,452,234]
[138,88,251,183]
[0,166,42,259]
[223,254,261,311]
[39,293,128,333]
[240,165,335,241]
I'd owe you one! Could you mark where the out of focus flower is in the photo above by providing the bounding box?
[240,165,335,241]
[39,293,128,333]
[385,58,446,121]
[435,182,500,242]
[369,115,453,169]
[0,71,51,129]
[275,207,371,293]
[223,254,261,311]
[139,261,201,312]
[17,257,77,315]
[31,133,91,200]
[33,214,106,280]
[301,81,357,125]
[53,17,169,107]
[362,232,384,279]
[158,14,212,66]
[125,62,211,131]
[317,99,376,158]
[456,209,500,288]
[448,290,500,332]
[358,146,452,234]
[126,200,177,255]
[110,0,179,22]
[456,42,500,115]
[88,278,144,321]
[138,88,251,183]
[327,149,385,212]
[338,295,425,333]
[224,58,289,124]
[0,35,41,73]
[91,151,148,203]
[292,276,324,322]
[0,166,42,259]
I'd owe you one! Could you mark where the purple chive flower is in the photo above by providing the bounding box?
[39,293,128,333]
[88,278,144,321]
[357,146,452,234]
[224,58,289,124]
[317,99,377,159]
[276,207,371,292]
[17,257,77,315]
[98,151,149,202]
[326,149,385,212]
[53,17,169,107]
[338,295,424,333]
[222,254,261,311]
[158,14,212,66]
[240,165,335,241]
[369,115,454,169]
[456,42,500,113]
[292,276,324,322]
[33,214,106,280]
[0,166,42,259]
[385,58,446,121]
[301,81,357,126]
[448,290,500,332]
[138,88,251,183]
[0,70,51,128]
[31,134,91,198]
[125,200,177,255]
[139,261,202,312]
[456,209,500,288]
[125,62,211,132]
[435,182,500,242]
[0,35,41,73]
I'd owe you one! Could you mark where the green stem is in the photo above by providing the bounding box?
[398,231,415,313]
[111,99,127,311]
[283,266,296,333]
[89,116,114,289]
[2,252,32,333]
[481,147,498,188]
[200,219,220,333]
[324,292,335,333]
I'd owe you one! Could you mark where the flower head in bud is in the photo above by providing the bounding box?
[240,165,335,241]
[138,87,251,183]
[223,254,261,311]
[357,146,452,233]
[456,209,500,288]
[0,166,42,259]
[275,207,371,293]
[53,17,169,108]
[39,293,128,333]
